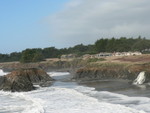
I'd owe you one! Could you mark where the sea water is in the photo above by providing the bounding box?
[0,70,150,113]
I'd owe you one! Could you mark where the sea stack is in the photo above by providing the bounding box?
[0,68,54,92]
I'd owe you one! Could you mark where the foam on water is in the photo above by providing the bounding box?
[48,72,70,81]
[133,71,146,85]
[48,72,70,77]
[75,86,150,113]
[27,86,145,113]
[0,69,9,76]
[0,72,149,113]
[0,91,45,113]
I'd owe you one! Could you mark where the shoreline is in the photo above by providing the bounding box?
[0,54,150,83]
[78,79,150,97]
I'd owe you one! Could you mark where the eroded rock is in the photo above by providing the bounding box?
[0,68,54,92]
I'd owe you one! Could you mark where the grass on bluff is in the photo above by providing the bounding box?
[87,58,105,63]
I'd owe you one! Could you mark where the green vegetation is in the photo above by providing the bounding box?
[20,49,44,63]
[0,52,21,63]
[87,58,105,63]
[95,36,150,52]
[86,62,129,69]
[0,36,150,63]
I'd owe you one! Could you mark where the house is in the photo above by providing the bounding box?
[82,51,142,59]
[113,52,142,56]
[131,51,142,56]
[95,52,112,58]
[113,52,128,56]
[142,48,150,52]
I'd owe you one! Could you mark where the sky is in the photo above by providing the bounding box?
[0,0,150,53]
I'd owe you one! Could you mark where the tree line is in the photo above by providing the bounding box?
[95,36,150,52]
[0,36,150,63]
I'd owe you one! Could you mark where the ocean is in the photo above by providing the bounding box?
[0,69,150,113]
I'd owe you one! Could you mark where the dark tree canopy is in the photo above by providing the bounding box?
[20,49,43,63]
[95,37,150,52]
[0,52,21,63]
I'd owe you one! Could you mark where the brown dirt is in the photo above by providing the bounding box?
[114,54,150,63]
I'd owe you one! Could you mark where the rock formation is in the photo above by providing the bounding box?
[0,68,54,92]
[74,66,150,82]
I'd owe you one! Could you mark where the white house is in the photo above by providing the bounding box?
[113,52,142,56]
[95,52,112,58]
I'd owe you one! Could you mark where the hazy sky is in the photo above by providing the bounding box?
[1,0,150,53]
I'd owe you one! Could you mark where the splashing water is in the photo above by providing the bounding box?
[0,72,150,113]
[133,71,146,85]
[0,69,9,76]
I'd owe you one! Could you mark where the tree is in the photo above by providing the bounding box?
[32,52,44,62]
[95,38,108,52]
[20,49,44,63]
[42,47,59,58]
[132,39,150,51]
[106,38,116,52]
[10,52,21,61]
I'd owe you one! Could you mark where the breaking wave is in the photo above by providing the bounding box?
[0,72,149,113]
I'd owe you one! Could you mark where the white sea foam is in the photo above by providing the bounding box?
[26,86,145,113]
[48,72,70,77]
[48,72,70,81]
[0,72,149,113]
[75,86,150,113]
[0,91,45,113]
[0,69,9,76]
[133,71,146,85]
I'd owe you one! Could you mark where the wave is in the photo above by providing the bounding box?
[48,72,70,81]
[0,91,45,113]
[0,72,149,113]
[75,86,150,113]
[0,85,147,113]
[25,85,146,113]
[133,71,146,85]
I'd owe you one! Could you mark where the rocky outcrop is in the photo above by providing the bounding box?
[74,68,132,81]
[0,74,35,92]
[74,63,150,82]
[0,68,54,92]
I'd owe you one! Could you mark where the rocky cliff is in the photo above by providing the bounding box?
[74,63,150,82]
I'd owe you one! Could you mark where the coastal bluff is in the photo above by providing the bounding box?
[1,54,150,84]
[0,68,54,92]
[74,63,150,82]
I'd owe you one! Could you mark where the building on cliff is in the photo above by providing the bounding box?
[87,51,142,59]
[95,53,112,58]
[113,52,142,56]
